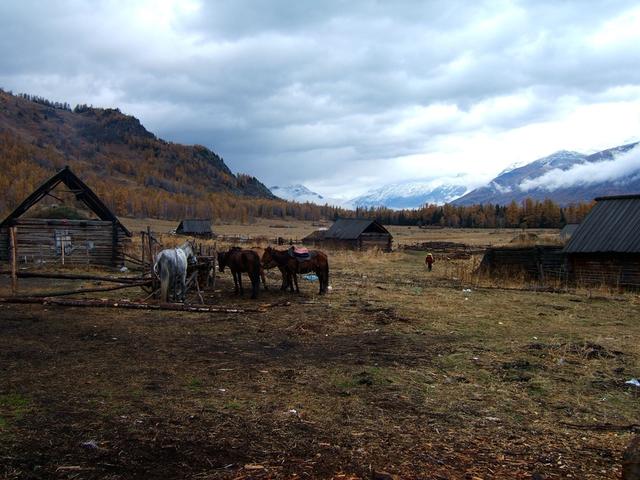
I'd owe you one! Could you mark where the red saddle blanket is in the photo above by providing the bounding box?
[288,246,311,259]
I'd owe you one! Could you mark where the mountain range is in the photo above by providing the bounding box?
[350,182,468,209]
[453,142,640,205]
[276,142,640,208]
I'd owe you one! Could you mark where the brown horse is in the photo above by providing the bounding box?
[262,246,329,294]
[251,246,290,291]
[217,247,261,299]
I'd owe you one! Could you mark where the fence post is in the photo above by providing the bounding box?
[61,236,65,265]
[141,231,146,268]
[147,226,153,280]
[9,226,18,294]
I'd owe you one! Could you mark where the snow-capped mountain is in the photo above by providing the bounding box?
[270,184,345,206]
[454,142,640,206]
[351,181,468,209]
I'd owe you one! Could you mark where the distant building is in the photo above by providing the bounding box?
[564,194,640,287]
[311,218,392,251]
[0,166,131,267]
[302,228,327,244]
[175,219,214,238]
[559,223,580,241]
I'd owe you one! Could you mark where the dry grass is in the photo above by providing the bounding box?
[388,226,561,248]
[1,224,639,479]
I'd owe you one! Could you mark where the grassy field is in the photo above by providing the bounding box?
[121,216,560,248]
[1,224,639,479]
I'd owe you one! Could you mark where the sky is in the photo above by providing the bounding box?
[1,0,640,200]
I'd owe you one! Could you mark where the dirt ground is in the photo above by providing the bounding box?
[1,237,639,479]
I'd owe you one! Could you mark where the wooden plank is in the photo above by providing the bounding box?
[9,226,17,294]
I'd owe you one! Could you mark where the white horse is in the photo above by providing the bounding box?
[153,240,197,302]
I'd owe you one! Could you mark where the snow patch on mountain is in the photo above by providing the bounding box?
[270,184,345,206]
[351,181,469,209]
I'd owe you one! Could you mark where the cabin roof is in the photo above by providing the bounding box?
[324,218,391,240]
[176,219,213,234]
[564,195,640,253]
[302,229,327,241]
[0,166,131,236]
[559,223,580,237]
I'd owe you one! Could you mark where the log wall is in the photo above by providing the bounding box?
[479,246,566,281]
[569,253,640,288]
[0,219,130,267]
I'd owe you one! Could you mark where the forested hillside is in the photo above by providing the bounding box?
[0,89,329,221]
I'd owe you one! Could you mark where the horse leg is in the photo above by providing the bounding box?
[319,269,327,294]
[251,271,259,299]
[287,270,295,293]
[260,267,268,291]
[238,272,244,296]
[293,271,300,293]
[232,270,239,295]
[279,266,288,291]
[180,269,187,302]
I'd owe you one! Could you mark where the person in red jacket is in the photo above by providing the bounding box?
[425,252,434,272]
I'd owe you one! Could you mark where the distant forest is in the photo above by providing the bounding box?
[0,89,593,228]
[350,199,593,228]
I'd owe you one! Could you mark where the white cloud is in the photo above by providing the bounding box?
[1,0,640,198]
[520,144,640,191]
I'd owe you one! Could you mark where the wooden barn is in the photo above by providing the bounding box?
[564,194,640,287]
[320,218,392,251]
[176,219,214,238]
[0,167,131,267]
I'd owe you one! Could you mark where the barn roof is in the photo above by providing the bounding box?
[302,229,327,242]
[0,166,131,236]
[176,219,213,235]
[559,223,580,238]
[564,194,640,253]
[324,218,390,240]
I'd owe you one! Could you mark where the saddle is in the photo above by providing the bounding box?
[288,246,312,261]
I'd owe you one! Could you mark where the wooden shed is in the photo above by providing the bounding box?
[563,194,640,287]
[0,167,131,267]
[176,219,214,238]
[321,218,392,251]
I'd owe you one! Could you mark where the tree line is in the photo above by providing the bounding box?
[345,198,593,228]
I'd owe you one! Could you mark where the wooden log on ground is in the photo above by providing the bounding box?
[12,281,151,298]
[0,296,290,313]
[0,271,150,284]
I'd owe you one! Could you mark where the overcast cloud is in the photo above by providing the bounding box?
[1,0,640,199]
[520,143,640,191]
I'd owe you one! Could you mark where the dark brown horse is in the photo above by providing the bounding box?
[217,247,261,299]
[262,246,329,294]
[251,246,290,291]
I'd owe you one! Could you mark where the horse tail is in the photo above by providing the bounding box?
[160,274,169,303]
[320,254,329,294]
[153,254,160,277]
[157,257,170,303]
